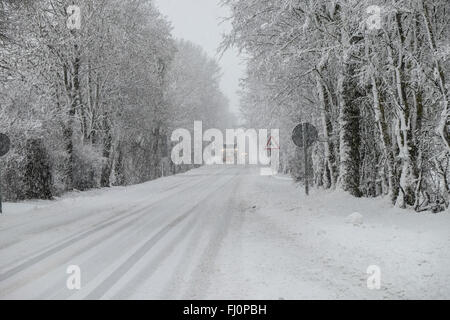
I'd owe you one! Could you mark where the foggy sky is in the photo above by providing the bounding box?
[153,0,245,116]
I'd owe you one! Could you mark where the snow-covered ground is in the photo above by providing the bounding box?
[0,165,449,299]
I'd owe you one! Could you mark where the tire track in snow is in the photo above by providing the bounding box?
[0,205,159,298]
[0,172,220,283]
[109,209,201,299]
[29,174,232,299]
[0,175,197,247]
[181,175,241,298]
[154,181,240,299]
[84,173,237,300]
[111,173,241,299]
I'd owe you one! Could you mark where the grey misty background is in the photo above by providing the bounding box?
[0,0,449,213]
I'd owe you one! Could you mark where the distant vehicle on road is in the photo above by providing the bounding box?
[222,143,238,163]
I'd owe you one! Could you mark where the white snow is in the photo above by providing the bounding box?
[0,166,449,300]
[345,212,364,226]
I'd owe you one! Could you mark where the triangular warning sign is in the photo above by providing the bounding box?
[265,136,280,150]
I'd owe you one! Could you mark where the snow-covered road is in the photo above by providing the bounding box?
[0,166,449,299]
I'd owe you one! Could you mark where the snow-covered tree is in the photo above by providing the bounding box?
[0,0,232,199]
[222,0,449,212]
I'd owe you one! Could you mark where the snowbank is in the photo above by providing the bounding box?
[345,212,364,226]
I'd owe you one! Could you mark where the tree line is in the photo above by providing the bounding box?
[0,0,232,200]
[222,0,449,212]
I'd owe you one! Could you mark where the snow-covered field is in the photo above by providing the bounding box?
[0,165,449,299]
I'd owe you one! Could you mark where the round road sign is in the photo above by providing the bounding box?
[292,123,318,148]
[0,133,11,157]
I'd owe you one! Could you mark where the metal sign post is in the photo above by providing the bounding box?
[0,133,11,214]
[303,125,309,196]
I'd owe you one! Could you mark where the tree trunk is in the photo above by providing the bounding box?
[390,13,418,208]
[337,38,362,197]
[316,65,337,189]
[365,36,396,201]
[63,63,75,190]
[100,113,113,187]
